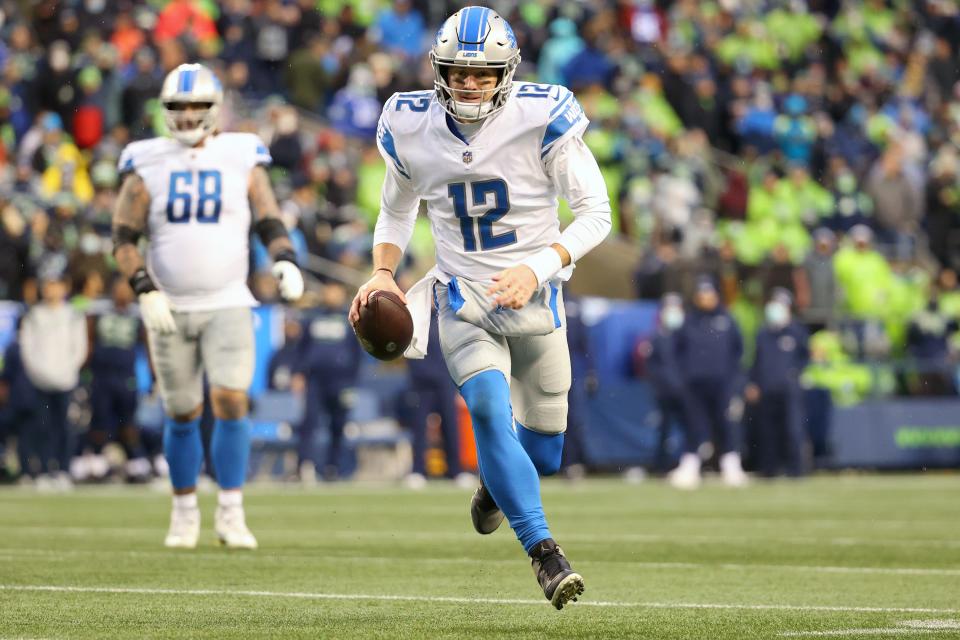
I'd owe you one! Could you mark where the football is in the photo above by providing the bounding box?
[352,290,414,361]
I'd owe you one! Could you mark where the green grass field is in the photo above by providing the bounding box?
[1,475,959,639]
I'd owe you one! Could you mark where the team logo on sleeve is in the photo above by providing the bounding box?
[462,151,473,164]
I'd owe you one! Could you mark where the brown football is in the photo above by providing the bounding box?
[352,290,413,361]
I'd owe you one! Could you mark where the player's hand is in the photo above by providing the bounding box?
[138,291,177,335]
[290,373,306,395]
[272,260,304,302]
[744,383,761,404]
[487,265,538,310]
[349,270,406,325]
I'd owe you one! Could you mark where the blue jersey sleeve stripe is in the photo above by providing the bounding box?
[378,127,410,179]
[119,157,134,173]
[549,91,573,118]
[541,111,583,156]
[549,284,561,328]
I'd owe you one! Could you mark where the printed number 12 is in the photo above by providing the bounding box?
[448,179,516,252]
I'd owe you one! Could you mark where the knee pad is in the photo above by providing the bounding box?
[519,392,568,435]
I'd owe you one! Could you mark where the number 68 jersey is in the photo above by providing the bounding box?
[375,83,589,282]
[117,133,271,311]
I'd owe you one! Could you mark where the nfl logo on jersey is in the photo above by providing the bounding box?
[462,151,473,164]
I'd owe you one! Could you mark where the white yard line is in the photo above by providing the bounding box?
[2,525,959,549]
[1,547,958,578]
[781,620,960,637]
[780,629,938,637]
[1,584,958,615]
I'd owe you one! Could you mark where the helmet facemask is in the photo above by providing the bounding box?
[431,56,518,122]
[162,100,220,146]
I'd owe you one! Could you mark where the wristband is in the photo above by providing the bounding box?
[273,248,297,265]
[521,247,564,287]
[129,268,157,295]
[375,267,395,277]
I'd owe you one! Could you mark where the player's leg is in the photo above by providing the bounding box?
[508,329,571,477]
[438,285,582,608]
[202,307,257,549]
[116,377,151,482]
[323,386,349,480]
[717,383,747,487]
[670,382,706,489]
[507,329,584,607]
[147,312,204,548]
[297,376,322,481]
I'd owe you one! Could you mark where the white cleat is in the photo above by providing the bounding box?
[720,452,749,488]
[164,506,200,549]
[668,453,702,490]
[215,505,258,549]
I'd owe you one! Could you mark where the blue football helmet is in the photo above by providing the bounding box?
[159,63,223,146]
[430,6,521,122]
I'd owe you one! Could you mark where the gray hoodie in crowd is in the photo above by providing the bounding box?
[19,303,88,392]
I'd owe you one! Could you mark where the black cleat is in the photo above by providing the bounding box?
[529,538,585,610]
[470,483,504,534]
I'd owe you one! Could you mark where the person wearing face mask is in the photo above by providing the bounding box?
[675,277,747,487]
[744,288,810,478]
[646,293,696,484]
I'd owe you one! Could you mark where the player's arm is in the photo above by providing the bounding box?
[488,135,612,309]
[112,173,177,334]
[349,116,419,324]
[249,165,304,302]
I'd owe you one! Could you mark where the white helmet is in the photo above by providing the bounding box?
[430,6,520,122]
[159,63,223,146]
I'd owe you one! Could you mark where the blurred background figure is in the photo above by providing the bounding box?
[17,257,87,488]
[402,314,471,490]
[745,289,810,478]
[561,294,594,481]
[293,282,362,482]
[645,293,689,479]
[675,278,747,488]
[75,275,151,483]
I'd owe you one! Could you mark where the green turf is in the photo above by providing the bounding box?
[1,475,959,639]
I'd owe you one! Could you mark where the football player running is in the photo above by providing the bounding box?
[112,63,303,549]
[349,7,611,608]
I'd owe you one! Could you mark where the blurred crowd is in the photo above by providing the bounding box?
[2,0,960,483]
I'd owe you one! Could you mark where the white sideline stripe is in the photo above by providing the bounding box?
[1,547,958,578]
[1,585,958,615]
[780,629,939,637]
[2,525,959,549]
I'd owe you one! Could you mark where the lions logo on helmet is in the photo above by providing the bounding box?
[430,6,521,122]
[159,63,223,146]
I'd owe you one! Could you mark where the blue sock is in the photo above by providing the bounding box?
[460,371,551,553]
[163,416,203,491]
[211,417,251,490]
[517,422,564,476]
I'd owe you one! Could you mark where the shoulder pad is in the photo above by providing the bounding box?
[117,137,179,175]
[382,91,434,131]
[218,132,272,167]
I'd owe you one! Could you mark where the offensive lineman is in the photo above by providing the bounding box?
[349,7,611,608]
[112,63,304,549]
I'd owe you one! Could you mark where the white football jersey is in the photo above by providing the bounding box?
[376,83,588,281]
[117,133,271,311]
